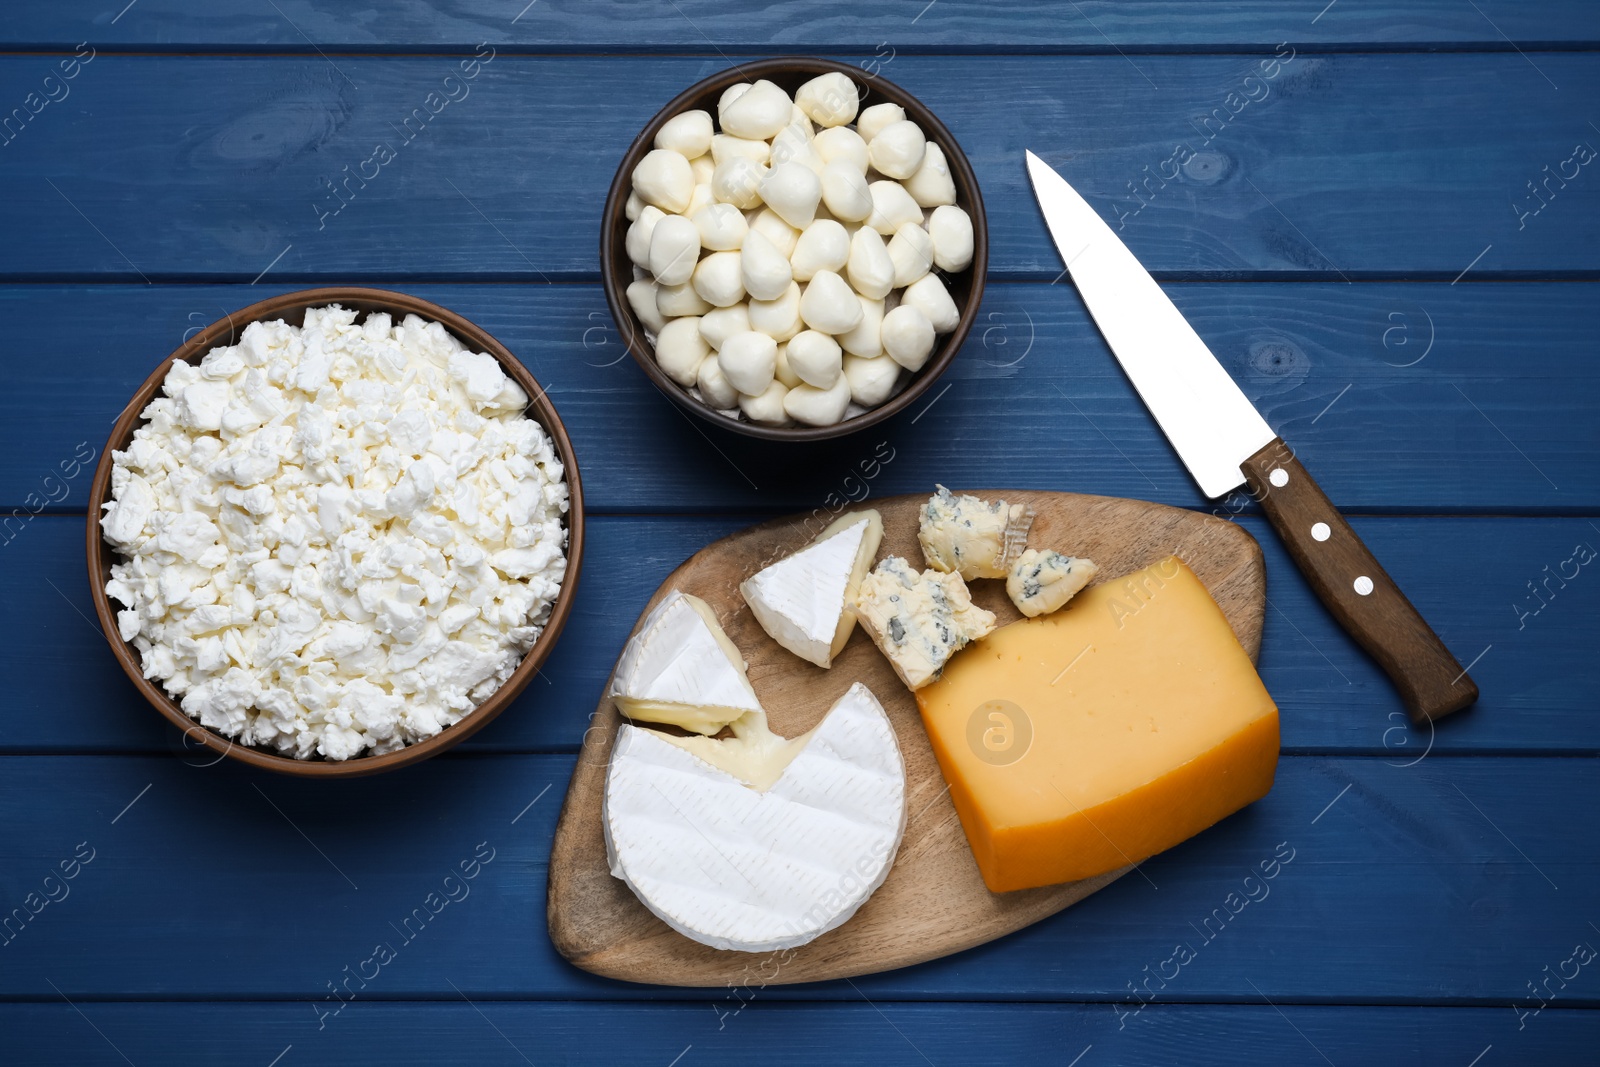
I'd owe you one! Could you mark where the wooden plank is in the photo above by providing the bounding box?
[550,492,1264,987]
[2,282,1592,515]
[0,753,1593,1002]
[2,1003,1596,1065]
[9,1,1600,50]
[10,512,1597,755]
[0,55,1596,280]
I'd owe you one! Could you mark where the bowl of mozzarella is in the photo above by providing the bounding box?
[602,57,986,440]
[86,288,584,777]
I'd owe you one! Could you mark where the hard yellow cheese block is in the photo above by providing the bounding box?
[915,556,1279,893]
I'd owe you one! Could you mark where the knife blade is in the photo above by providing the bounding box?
[1025,150,1478,723]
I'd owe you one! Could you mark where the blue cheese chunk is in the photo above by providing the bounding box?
[1005,549,1098,617]
[917,485,1034,580]
[852,556,997,690]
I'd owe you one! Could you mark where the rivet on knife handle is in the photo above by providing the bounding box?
[1240,439,1478,722]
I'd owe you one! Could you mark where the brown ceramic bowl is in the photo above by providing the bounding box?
[601,57,987,441]
[85,287,585,778]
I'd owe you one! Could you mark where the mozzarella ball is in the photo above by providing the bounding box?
[770,124,824,175]
[759,162,822,230]
[787,104,816,138]
[856,102,906,142]
[846,228,895,301]
[784,373,853,426]
[739,380,791,426]
[648,215,701,287]
[655,109,713,159]
[740,229,794,301]
[711,134,771,166]
[719,331,778,395]
[887,222,935,287]
[905,142,957,207]
[655,317,709,387]
[720,79,792,140]
[690,152,716,185]
[626,279,667,335]
[712,157,766,210]
[693,202,748,251]
[748,209,800,257]
[773,341,802,388]
[796,72,861,128]
[625,205,665,267]
[865,180,924,235]
[748,281,802,342]
[790,219,850,281]
[839,296,885,358]
[881,304,936,371]
[699,304,751,350]
[696,352,740,409]
[820,162,873,222]
[657,280,712,317]
[842,353,902,406]
[813,126,869,173]
[692,250,745,307]
[799,271,864,335]
[867,119,927,179]
[632,149,694,214]
[927,205,974,272]
[685,182,714,217]
[625,191,644,221]
[785,330,843,388]
[902,273,960,332]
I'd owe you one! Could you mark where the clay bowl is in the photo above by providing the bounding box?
[601,56,987,441]
[85,287,585,777]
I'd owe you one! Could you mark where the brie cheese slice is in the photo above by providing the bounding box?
[610,591,763,734]
[603,682,907,952]
[740,509,884,668]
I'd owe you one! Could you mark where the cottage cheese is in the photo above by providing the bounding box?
[101,305,568,760]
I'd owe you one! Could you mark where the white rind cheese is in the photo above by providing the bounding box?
[610,591,763,734]
[917,485,1034,580]
[739,509,884,668]
[852,556,996,690]
[1006,549,1099,617]
[604,682,906,952]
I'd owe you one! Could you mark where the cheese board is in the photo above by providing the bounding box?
[548,490,1266,987]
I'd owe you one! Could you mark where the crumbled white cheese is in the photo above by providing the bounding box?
[102,305,568,760]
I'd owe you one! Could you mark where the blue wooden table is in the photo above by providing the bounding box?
[2,3,1597,1063]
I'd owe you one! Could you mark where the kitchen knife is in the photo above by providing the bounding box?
[1025,150,1478,723]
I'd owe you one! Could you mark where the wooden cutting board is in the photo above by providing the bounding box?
[547,491,1266,987]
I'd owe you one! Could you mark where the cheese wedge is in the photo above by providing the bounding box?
[604,682,906,952]
[918,485,1034,580]
[916,556,1279,893]
[854,556,997,690]
[740,510,884,668]
[610,591,763,734]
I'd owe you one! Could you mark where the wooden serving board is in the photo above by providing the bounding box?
[547,491,1266,987]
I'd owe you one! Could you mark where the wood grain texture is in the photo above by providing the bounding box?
[548,491,1266,986]
[10,514,1598,756]
[4,1003,1599,1065]
[1,55,1597,280]
[1242,438,1477,722]
[0,10,1594,1058]
[2,282,1594,515]
[9,1,1600,50]
[2,753,1597,1002]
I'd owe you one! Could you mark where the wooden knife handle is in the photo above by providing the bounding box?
[1240,438,1478,723]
